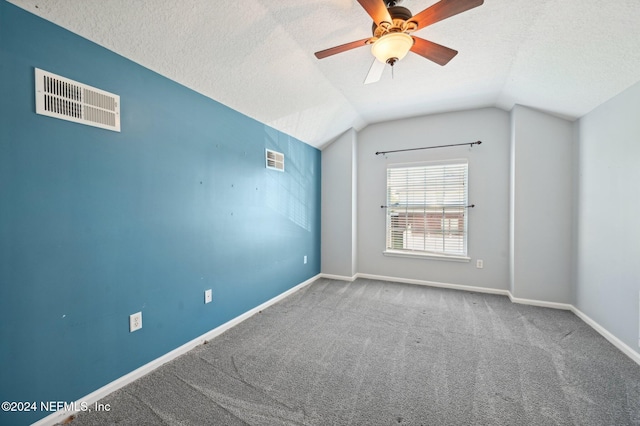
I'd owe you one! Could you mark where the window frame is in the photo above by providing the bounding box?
[384,159,470,262]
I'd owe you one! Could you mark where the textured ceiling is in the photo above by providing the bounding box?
[8,0,640,147]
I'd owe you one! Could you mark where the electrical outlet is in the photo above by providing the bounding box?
[304,255,307,264]
[476,259,484,269]
[205,289,212,304]
[129,312,142,332]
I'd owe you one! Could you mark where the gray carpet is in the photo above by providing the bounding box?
[67,278,640,425]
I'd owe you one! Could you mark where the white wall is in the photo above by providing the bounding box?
[576,81,640,351]
[356,108,511,289]
[510,106,574,303]
[321,129,357,278]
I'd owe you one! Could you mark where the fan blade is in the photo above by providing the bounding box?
[410,0,484,31]
[364,59,385,84]
[410,37,458,66]
[357,0,392,26]
[315,38,371,59]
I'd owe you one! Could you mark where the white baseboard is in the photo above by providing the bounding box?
[571,306,640,366]
[507,293,573,310]
[32,274,321,426]
[354,273,511,297]
[319,273,358,282]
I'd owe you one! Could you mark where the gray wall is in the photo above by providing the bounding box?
[356,108,511,289]
[321,129,357,277]
[319,91,640,358]
[510,106,574,303]
[576,80,640,350]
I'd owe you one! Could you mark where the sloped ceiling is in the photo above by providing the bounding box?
[7,0,640,147]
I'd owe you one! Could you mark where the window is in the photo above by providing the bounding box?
[385,160,469,259]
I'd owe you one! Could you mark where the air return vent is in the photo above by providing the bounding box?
[35,68,120,132]
[266,149,284,172]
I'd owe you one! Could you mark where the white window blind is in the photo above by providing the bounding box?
[386,160,468,257]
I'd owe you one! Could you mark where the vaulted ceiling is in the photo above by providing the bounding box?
[8,0,640,148]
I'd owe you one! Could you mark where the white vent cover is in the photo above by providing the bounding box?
[35,68,120,132]
[266,149,284,172]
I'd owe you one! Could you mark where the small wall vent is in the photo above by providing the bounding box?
[35,68,120,132]
[266,149,284,172]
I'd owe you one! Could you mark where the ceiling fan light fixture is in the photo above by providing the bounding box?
[371,32,413,65]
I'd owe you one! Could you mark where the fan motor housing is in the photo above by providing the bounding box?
[388,6,412,21]
[371,6,415,37]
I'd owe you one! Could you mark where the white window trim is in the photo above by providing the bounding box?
[385,158,469,260]
[383,249,470,262]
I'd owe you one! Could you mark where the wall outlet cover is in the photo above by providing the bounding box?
[205,289,213,304]
[129,312,142,332]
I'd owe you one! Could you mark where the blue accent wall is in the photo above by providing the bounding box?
[0,3,321,424]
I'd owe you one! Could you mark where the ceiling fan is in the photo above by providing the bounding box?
[314,0,484,84]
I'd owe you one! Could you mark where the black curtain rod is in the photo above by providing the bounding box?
[375,140,482,156]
